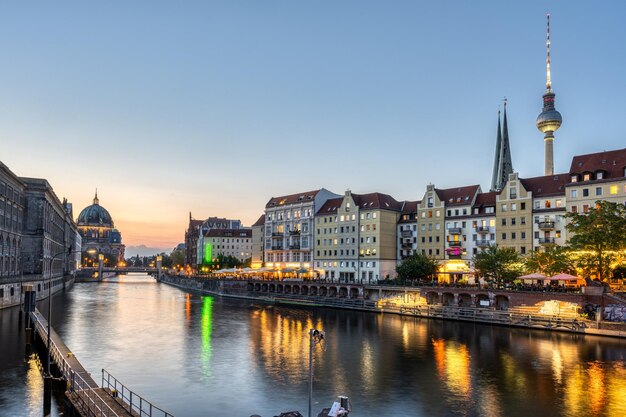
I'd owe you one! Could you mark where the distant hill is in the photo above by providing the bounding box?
[125,245,171,257]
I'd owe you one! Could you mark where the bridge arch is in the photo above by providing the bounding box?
[442,292,455,306]
[458,293,472,307]
[495,295,509,310]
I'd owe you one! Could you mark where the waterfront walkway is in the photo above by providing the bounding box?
[31,309,173,417]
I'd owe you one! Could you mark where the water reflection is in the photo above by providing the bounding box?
[1,274,625,417]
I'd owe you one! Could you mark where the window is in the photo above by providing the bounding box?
[501,233,506,240]
[534,201,540,209]
[609,185,618,195]
[521,246,526,255]
[489,219,495,227]
[583,173,591,181]
[596,187,603,196]
[521,202,526,210]
[436,210,441,217]
[521,217,526,225]
[583,188,589,197]
[511,218,516,225]
[511,232,516,240]
[511,203,517,211]
[583,204,589,213]
[501,204,507,212]
[521,232,526,239]
[571,190,578,198]
[556,231,561,238]
[571,205,578,213]
[501,218,506,226]
[597,172,604,179]
[534,231,539,239]
[556,199,562,208]
[571,175,578,183]
[545,200,551,208]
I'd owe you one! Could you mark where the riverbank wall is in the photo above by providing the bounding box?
[0,274,75,310]
[158,274,626,339]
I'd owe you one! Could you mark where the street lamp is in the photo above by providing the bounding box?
[308,329,326,417]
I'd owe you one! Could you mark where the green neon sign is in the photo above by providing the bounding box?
[204,243,213,264]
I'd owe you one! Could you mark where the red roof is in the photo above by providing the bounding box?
[435,185,480,206]
[401,200,419,214]
[520,174,567,197]
[265,189,320,208]
[252,214,265,227]
[317,192,403,214]
[203,228,252,238]
[474,191,497,207]
[569,148,626,180]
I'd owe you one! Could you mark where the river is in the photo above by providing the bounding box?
[1,273,625,417]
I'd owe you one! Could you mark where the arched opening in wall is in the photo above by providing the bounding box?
[328,287,337,297]
[261,283,268,292]
[495,295,509,310]
[426,292,439,305]
[269,284,276,293]
[338,287,348,298]
[349,288,359,298]
[254,283,261,292]
[458,293,473,307]
[277,284,284,293]
[442,292,455,306]
[285,285,292,294]
[319,287,327,296]
[301,286,309,295]
[292,286,300,295]
[476,294,490,308]
[310,286,318,296]
[247,283,254,292]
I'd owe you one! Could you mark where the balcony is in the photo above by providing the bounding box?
[289,230,301,235]
[448,227,462,235]
[288,244,301,250]
[538,221,555,230]
[538,237,556,245]
[447,241,463,247]
[401,243,413,249]
[401,230,413,238]
[270,246,284,251]
[271,232,284,237]
[476,239,490,247]
[476,226,490,234]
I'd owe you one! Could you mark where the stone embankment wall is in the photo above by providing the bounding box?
[0,274,74,309]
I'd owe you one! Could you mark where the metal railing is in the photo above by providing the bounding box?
[102,369,174,417]
[30,311,121,417]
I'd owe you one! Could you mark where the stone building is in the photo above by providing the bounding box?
[251,214,265,269]
[0,162,26,279]
[184,214,242,269]
[77,192,124,266]
[197,228,252,268]
[397,201,419,261]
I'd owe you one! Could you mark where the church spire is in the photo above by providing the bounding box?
[498,99,514,185]
[491,99,514,192]
[490,109,502,192]
[93,188,99,205]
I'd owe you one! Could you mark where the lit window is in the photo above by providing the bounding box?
[610,185,618,195]
[556,199,562,208]
[583,173,591,181]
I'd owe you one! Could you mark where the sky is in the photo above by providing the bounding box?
[1,1,625,252]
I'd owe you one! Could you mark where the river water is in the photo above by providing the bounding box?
[1,273,625,417]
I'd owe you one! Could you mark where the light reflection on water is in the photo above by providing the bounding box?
[0,273,624,417]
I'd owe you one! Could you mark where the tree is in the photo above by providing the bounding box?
[566,201,626,281]
[473,245,522,286]
[396,254,439,284]
[524,246,575,276]
[170,249,185,268]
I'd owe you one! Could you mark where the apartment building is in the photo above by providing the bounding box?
[314,191,402,283]
[495,173,533,255]
[251,214,265,269]
[520,174,568,250]
[467,191,497,257]
[197,228,252,266]
[566,148,626,213]
[264,188,340,272]
[397,201,418,261]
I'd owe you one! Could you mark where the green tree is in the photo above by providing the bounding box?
[396,254,439,284]
[524,246,575,276]
[566,201,626,281]
[473,245,522,286]
[170,249,185,268]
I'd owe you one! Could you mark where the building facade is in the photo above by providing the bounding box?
[77,192,124,266]
[264,188,340,274]
[397,201,418,261]
[0,162,26,280]
[196,228,252,267]
[251,214,265,269]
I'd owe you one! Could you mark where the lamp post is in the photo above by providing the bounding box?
[308,329,325,417]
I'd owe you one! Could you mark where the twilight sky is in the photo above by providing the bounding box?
[1,1,625,251]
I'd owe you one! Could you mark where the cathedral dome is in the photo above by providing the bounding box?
[77,192,113,227]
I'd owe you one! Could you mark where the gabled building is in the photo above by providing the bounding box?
[314,190,402,282]
[495,173,533,255]
[264,188,340,274]
[251,214,265,269]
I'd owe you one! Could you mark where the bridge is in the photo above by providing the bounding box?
[30,308,173,417]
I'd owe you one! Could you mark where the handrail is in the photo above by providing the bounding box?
[102,369,175,417]
[30,310,121,417]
